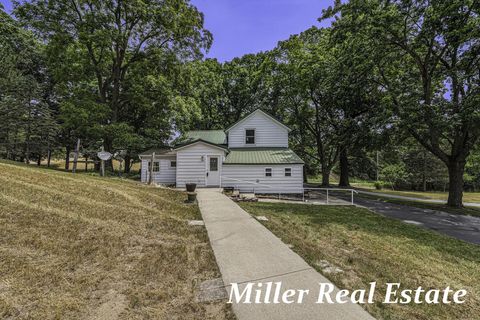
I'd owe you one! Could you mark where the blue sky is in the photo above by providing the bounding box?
[1,0,332,61]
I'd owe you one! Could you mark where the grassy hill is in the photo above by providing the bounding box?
[0,161,234,319]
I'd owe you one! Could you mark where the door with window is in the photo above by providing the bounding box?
[206,156,220,186]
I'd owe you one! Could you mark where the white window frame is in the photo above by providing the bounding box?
[151,161,160,172]
[285,167,292,177]
[265,167,272,177]
[245,128,256,145]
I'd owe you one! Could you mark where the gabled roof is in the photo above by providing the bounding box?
[179,130,227,145]
[225,109,291,133]
[139,148,174,157]
[174,139,229,152]
[224,148,304,165]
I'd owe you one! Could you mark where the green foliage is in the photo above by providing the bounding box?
[380,163,410,190]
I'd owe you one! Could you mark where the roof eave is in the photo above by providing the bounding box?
[225,109,291,133]
[173,139,228,152]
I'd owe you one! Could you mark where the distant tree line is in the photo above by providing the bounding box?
[0,1,478,207]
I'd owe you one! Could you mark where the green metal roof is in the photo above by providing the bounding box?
[179,130,227,145]
[224,148,304,165]
[139,148,173,157]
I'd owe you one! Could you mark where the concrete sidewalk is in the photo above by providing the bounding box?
[197,189,374,320]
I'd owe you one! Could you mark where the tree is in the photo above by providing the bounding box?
[14,0,212,161]
[325,0,480,206]
[0,6,58,164]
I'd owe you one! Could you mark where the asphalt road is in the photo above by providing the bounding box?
[334,193,480,245]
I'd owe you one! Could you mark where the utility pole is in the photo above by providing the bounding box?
[148,152,156,185]
[72,138,81,173]
[376,151,379,181]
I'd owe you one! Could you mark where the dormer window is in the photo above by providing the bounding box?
[245,129,255,144]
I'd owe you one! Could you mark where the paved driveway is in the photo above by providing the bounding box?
[337,194,480,245]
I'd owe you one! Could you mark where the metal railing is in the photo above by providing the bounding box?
[222,176,358,205]
[303,188,358,205]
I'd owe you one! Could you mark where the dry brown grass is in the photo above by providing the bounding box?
[0,161,234,320]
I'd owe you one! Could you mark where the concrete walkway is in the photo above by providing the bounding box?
[197,189,374,320]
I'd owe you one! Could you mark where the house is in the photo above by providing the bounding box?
[139,109,305,194]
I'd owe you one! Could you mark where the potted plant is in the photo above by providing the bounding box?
[186,183,197,192]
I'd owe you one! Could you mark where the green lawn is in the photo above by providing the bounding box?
[0,161,234,319]
[239,202,480,320]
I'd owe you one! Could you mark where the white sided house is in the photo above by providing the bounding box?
[139,109,304,194]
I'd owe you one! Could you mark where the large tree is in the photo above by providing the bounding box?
[14,0,212,158]
[324,0,480,206]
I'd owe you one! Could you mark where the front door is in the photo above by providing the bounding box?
[206,156,220,186]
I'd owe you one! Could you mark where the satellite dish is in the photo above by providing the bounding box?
[97,151,113,161]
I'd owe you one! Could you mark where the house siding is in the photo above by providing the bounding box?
[141,157,176,184]
[222,164,303,193]
[176,142,226,188]
[228,112,289,148]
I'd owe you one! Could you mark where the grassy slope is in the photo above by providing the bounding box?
[0,161,234,320]
[240,202,480,320]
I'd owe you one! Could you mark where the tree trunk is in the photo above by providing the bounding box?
[124,155,131,173]
[47,149,51,167]
[85,156,88,172]
[321,169,330,186]
[339,149,350,187]
[37,154,41,166]
[65,146,71,170]
[303,165,307,183]
[447,160,465,207]
[422,150,427,192]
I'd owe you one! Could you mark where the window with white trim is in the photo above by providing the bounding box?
[150,161,160,172]
[245,129,255,144]
[285,168,292,177]
[265,168,272,177]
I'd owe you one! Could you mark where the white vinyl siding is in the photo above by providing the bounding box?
[222,165,303,193]
[141,156,176,184]
[176,142,225,188]
[228,112,288,148]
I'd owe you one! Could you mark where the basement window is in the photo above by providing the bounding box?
[285,168,292,177]
[265,168,272,177]
[245,129,255,144]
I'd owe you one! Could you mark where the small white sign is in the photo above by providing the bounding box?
[97,151,112,161]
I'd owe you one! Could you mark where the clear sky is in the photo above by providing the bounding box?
[1,0,332,61]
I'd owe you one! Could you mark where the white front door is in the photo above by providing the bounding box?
[206,156,220,186]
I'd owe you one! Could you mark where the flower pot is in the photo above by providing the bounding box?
[187,192,197,203]
[186,183,197,192]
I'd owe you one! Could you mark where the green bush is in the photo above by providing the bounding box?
[374,181,383,190]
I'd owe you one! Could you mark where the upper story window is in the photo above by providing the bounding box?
[285,168,292,177]
[245,129,255,144]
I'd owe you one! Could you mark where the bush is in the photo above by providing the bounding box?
[374,181,383,190]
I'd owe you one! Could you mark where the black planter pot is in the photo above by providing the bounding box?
[187,192,197,203]
[186,183,197,192]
